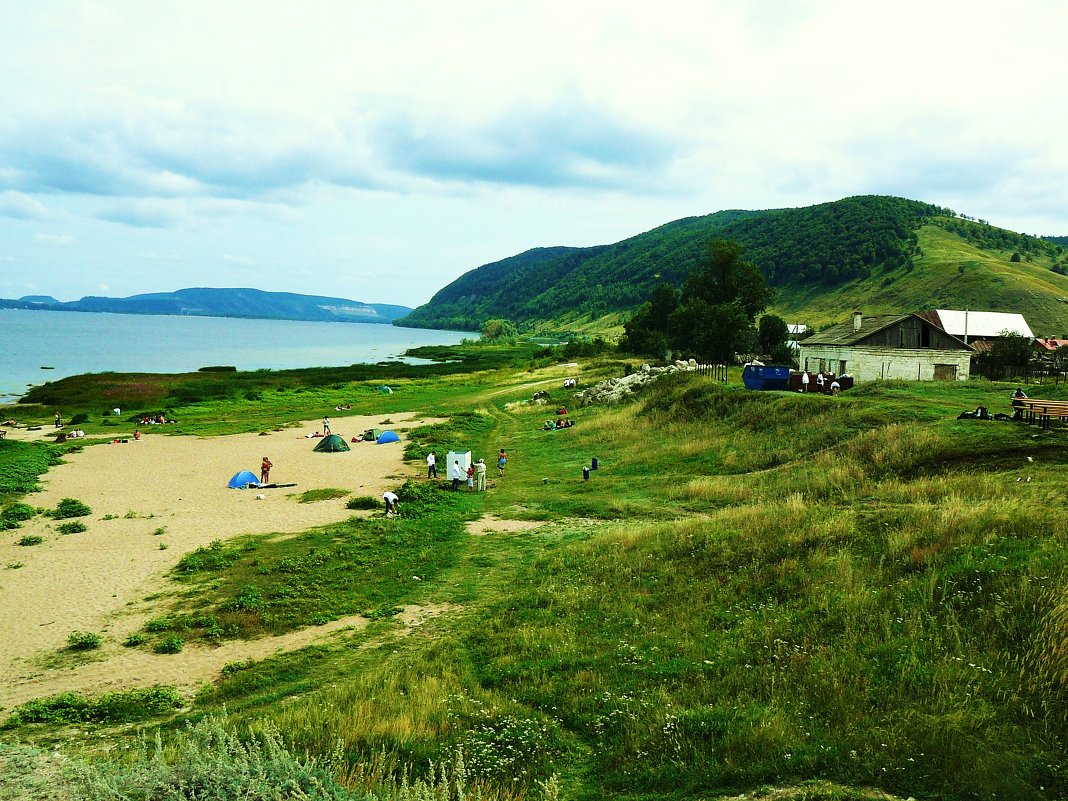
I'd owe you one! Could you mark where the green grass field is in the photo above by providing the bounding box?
[2,353,1067,800]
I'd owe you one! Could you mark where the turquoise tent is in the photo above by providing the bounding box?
[227,470,260,489]
[314,434,351,452]
[376,430,400,444]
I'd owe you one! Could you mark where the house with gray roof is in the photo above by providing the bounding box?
[798,311,973,382]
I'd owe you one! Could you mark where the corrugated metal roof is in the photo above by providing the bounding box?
[934,310,1033,338]
[802,314,912,346]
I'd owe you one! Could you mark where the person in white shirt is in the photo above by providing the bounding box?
[383,491,399,516]
[426,451,437,478]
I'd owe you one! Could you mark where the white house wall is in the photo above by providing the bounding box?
[797,345,971,382]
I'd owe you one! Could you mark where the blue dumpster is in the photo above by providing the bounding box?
[742,364,792,391]
[591,457,599,470]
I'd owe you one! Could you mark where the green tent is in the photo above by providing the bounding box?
[313,433,351,452]
[362,428,383,442]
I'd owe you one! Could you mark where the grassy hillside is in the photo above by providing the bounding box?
[398,196,1068,336]
[2,356,1067,799]
[771,222,1068,334]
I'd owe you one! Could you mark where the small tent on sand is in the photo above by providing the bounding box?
[376,430,400,444]
[228,470,260,489]
[313,433,351,452]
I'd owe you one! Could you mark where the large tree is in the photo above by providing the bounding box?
[619,240,771,363]
[667,240,772,362]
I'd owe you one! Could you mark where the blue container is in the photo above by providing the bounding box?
[742,364,792,391]
[591,457,599,470]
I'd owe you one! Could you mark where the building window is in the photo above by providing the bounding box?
[839,360,847,374]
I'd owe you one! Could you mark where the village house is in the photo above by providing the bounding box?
[798,311,973,382]
[918,309,1034,356]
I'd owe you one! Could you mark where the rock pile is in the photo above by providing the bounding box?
[575,360,697,406]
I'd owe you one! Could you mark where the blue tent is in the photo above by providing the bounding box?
[376,430,400,444]
[227,470,260,489]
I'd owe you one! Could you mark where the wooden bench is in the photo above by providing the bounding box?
[1018,399,1068,431]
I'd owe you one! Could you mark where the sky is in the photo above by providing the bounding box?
[2,1,1067,308]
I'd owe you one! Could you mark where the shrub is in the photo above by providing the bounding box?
[2,502,37,525]
[17,534,44,546]
[153,636,185,654]
[50,498,92,519]
[57,520,87,535]
[67,630,102,650]
[346,495,379,510]
[123,633,147,647]
[69,413,89,424]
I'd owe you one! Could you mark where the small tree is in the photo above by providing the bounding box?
[482,319,517,340]
[757,314,789,356]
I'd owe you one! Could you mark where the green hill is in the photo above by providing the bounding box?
[399,195,1068,335]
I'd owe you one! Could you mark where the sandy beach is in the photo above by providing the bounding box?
[0,413,439,712]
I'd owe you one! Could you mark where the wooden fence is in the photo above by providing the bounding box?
[971,362,1066,385]
[696,363,729,383]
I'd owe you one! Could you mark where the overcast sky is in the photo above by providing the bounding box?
[2,1,1066,307]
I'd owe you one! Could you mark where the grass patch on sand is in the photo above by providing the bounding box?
[296,488,350,503]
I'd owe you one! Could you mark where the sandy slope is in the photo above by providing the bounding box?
[0,413,438,712]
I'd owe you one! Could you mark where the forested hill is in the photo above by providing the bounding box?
[397,195,1068,333]
[0,288,411,324]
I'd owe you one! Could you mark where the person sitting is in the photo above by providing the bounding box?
[830,379,841,396]
[1011,388,1028,420]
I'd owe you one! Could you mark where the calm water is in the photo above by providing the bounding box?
[0,309,471,401]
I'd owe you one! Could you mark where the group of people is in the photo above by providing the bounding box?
[333,404,352,411]
[799,371,845,395]
[427,448,507,490]
[138,414,171,425]
[563,378,578,388]
[542,418,574,430]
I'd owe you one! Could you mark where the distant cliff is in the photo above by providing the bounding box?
[0,288,411,324]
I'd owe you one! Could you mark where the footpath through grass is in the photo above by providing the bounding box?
[3,361,1067,800]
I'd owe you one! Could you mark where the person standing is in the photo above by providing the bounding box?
[260,456,273,484]
[54,411,62,428]
[383,490,399,516]
[466,463,475,490]
[323,416,331,435]
[497,448,507,477]
[427,451,437,478]
[816,372,825,393]
[475,458,487,491]
[451,460,462,490]
[801,371,810,392]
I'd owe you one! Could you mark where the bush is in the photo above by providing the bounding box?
[17,534,44,546]
[57,520,87,535]
[49,498,91,519]
[2,502,37,526]
[123,633,147,647]
[69,413,89,425]
[346,495,380,510]
[67,630,102,650]
[153,636,185,654]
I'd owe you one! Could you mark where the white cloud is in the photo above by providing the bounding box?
[35,233,74,246]
[0,191,47,219]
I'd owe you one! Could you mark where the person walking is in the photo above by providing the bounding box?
[322,416,331,435]
[475,458,487,491]
[497,448,507,477]
[260,456,272,484]
[383,490,399,516]
[451,460,462,490]
[427,451,437,478]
